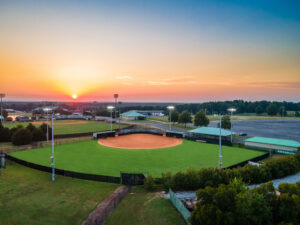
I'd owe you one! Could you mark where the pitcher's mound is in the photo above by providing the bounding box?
[98,133,182,149]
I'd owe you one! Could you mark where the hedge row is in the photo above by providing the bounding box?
[190,179,300,225]
[0,122,51,145]
[161,152,300,190]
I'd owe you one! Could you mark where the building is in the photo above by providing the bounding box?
[120,111,148,120]
[187,127,234,145]
[136,110,165,117]
[245,137,300,155]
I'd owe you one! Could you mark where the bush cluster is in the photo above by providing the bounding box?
[0,122,51,145]
[190,179,300,225]
[162,153,300,191]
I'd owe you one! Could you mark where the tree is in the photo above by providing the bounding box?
[255,105,264,115]
[267,104,277,116]
[12,128,32,145]
[39,123,52,140]
[194,109,209,127]
[0,126,10,142]
[31,128,45,142]
[278,106,287,117]
[178,110,192,127]
[2,109,8,119]
[26,123,36,132]
[96,109,110,117]
[218,115,231,129]
[295,111,300,117]
[168,110,179,123]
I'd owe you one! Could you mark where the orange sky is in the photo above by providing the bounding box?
[0,1,299,102]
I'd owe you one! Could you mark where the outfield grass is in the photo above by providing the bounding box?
[3,120,124,135]
[0,161,118,225]
[104,187,186,225]
[10,139,264,177]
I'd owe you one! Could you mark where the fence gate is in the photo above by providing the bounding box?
[121,173,145,185]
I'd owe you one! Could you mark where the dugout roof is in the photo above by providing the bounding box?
[245,137,300,148]
[189,127,233,137]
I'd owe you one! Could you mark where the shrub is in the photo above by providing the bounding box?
[144,174,155,190]
[26,123,36,132]
[0,127,10,142]
[12,128,32,145]
[163,153,300,191]
[31,128,45,142]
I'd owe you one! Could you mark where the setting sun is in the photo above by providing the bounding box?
[72,94,77,99]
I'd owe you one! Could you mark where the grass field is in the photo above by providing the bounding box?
[2,120,124,135]
[10,139,264,177]
[0,161,118,225]
[104,187,186,225]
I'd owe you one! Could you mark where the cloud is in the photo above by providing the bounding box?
[148,76,198,86]
[115,75,133,80]
[239,81,300,89]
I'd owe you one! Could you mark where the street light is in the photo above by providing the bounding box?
[167,106,175,130]
[227,108,236,144]
[107,106,115,131]
[43,107,51,145]
[0,93,6,122]
[219,114,222,169]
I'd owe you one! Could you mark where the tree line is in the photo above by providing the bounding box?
[175,100,300,116]
[190,179,300,225]
[0,122,51,145]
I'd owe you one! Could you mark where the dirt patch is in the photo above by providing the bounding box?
[32,121,88,126]
[98,133,182,149]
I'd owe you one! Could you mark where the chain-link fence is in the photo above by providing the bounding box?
[169,188,191,225]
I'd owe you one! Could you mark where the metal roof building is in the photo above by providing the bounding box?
[245,137,300,155]
[189,127,234,137]
[121,111,147,120]
[187,127,235,145]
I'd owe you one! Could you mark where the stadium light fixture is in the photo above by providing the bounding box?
[107,106,115,131]
[0,93,6,122]
[114,94,118,119]
[167,106,175,130]
[227,108,236,143]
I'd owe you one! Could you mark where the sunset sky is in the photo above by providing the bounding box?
[0,0,299,102]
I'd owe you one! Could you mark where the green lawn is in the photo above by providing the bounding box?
[3,120,124,135]
[104,187,186,225]
[10,139,264,177]
[0,161,118,225]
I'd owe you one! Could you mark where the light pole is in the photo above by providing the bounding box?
[107,106,115,131]
[43,108,51,145]
[0,93,6,122]
[118,101,122,129]
[219,114,222,169]
[167,106,175,130]
[227,108,236,144]
[51,113,55,181]
[114,94,118,118]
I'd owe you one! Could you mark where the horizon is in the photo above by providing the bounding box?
[1,0,300,102]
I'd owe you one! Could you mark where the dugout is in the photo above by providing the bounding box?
[166,131,184,138]
[245,137,300,155]
[93,131,116,139]
[187,127,234,146]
